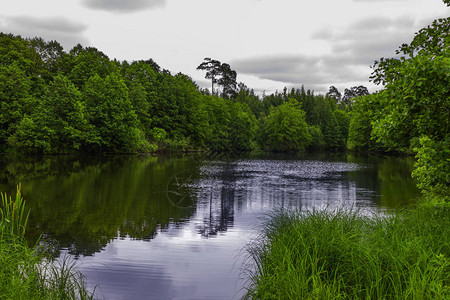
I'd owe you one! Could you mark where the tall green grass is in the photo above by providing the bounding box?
[243,206,450,299]
[1,184,29,237]
[0,186,95,300]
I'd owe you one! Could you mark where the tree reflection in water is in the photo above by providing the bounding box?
[0,152,419,256]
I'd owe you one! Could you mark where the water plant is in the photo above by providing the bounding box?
[0,186,95,300]
[1,184,29,237]
[243,206,450,299]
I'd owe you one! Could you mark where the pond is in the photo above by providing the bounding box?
[0,152,420,299]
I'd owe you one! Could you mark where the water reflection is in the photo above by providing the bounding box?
[190,158,377,241]
[0,153,419,299]
[0,155,200,255]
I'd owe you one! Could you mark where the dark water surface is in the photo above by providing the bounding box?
[0,153,420,299]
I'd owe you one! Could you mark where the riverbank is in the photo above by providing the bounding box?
[243,204,450,299]
[0,187,94,300]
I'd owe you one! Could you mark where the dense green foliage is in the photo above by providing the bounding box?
[0,33,355,154]
[347,93,382,152]
[260,100,311,151]
[347,15,449,199]
[0,187,93,299]
[244,207,450,299]
[412,137,450,198]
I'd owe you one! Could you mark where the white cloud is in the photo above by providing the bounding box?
[82,0,166,13]
[231,15,442,94]
[232,54,370,94]
[0,15,89,49]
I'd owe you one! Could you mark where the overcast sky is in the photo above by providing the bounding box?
[1,0,448,94]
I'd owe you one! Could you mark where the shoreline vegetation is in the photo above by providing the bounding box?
[0,186,94,300]
[242,4,449,299]
[242,205,450,299]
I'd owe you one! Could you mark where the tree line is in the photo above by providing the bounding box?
[0,33,364,154]
[0,10,448,199]
[346,15,449,200]
[1,9,448,202]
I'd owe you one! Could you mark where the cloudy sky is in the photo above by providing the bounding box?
[1,0,448,94]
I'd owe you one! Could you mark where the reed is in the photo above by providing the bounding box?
[1,184,29,237]
[243,206,450,299]
[0,187,95,300]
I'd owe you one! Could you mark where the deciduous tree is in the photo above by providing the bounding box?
[83,74,144,152]
[262,100,311,151]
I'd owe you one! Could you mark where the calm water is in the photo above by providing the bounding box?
[0,153,419,299]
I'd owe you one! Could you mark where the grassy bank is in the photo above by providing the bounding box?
[243,206,450,299]
[0,186,94,300]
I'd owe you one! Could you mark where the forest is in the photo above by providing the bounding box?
[0,32,368,155]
